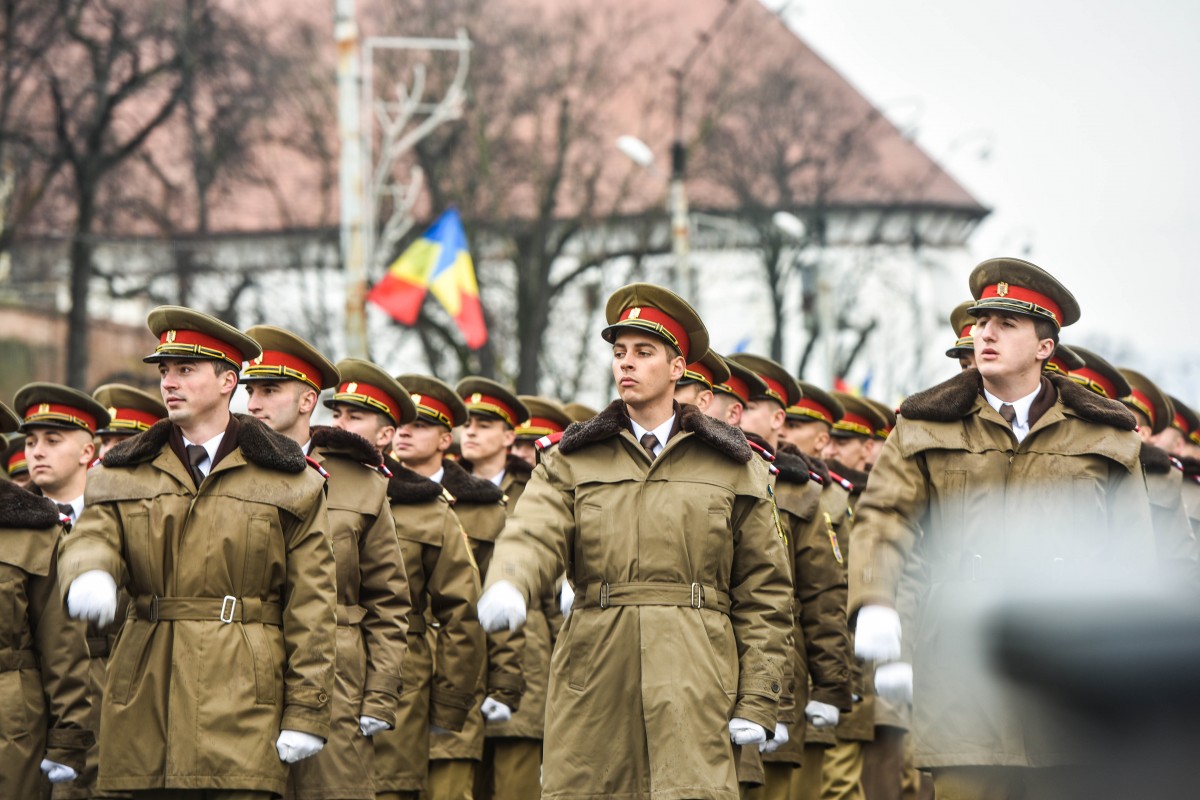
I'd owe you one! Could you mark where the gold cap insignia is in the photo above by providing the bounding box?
[470,392,482,404]
[108,407,118,418]
[411,393,423,404]
[996,282,1009,298]
[628,307,642,319]
[252,355,263,365]
[346,382,358,393]
[38,403,50,414]
[166,330,177,343]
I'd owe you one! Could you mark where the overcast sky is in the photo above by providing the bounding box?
[769,0,1200,399]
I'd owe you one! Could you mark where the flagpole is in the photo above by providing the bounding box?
[337,0,369,358]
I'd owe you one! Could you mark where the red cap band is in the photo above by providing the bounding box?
[411,393,456,428]
[1044,355,1069,375]
[1071,367,1118,400]
[464,393,518,427]
[683,361,715,388]
[1127,389,1156,427]
[788,397,835,425]
[516,416,566,437]
[23,403,98,432]
[715,375,751,405]
[1174,410,1192,436]
[616,306,691,360]
[244,350,322,390]
[106,407,162,432]
[154,328,244,367]
[979,283,1064,326]
[834,411,874,437]
[332,381,402,424]
[8,449,27,474]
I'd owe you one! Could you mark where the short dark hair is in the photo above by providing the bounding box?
[212,361,238,378]
[1033,318,1059,347]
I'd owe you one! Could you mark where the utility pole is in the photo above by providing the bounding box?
[336,0,368,358]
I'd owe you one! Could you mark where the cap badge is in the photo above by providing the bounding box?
[628,307,641,319]
[411,393,422,404]
[38,403,50,414]
[470,392,482,404]
[996,282,1009,298]
[252,355,263,365]
[166,330,177,343]
[346,382,358,393]
[108,407,118,418]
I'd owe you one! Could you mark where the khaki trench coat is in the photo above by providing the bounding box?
[1140,443,1199,588]
[849,371,1155,769]
[430,458,522,763]
[288,426,410,799]
[373,459,483,794]
[57,416,336,795]
[0,482,92,799]
[485,401,792,800]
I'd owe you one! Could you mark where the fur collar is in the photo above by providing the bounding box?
[1139,441,1172,474]
[827,458,869,489]
[0,481,61,530]
[440,458,504,505]
[310,425,383,468]
[505,453,534,480]
[101,415,307,474]
[899,369,1136,431]
[560,400,751,464]
[384,455,444,504]
[1175,454,1200,478]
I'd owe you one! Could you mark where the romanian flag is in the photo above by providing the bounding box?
[367,208,488,349]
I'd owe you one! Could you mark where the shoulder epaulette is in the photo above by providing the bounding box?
[1171,457,1184,472]
[377,462,393,479]
[536,432,564,451]
[828,470,854,492]
[808,470,826,486]
[305,456,329,480]
[745,439,780,475]
[89,457,102,469]
[442,487,457,504]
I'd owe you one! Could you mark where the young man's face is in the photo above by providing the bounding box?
[705,393,743,426]
[1130,409,1154,444]
[958,352,976,371]
[394,418,451,464]
[245,380,313,434]
[25,427,94,495]
[460,415,514,462]
[781,419,830,458]
[330,404,395,451]
[98,433,131,458]
[824,434,876,472]
[1153,426,1185,455]
[511,440,537,468]
[739,399,784,443]
[971,312,1053,382]
[612,333,685,407]
[159,359,236,426]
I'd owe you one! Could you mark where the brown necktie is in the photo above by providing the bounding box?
[640,432,660,459]
[185,444,208,486]
[55,502,75,521]
[999,403,1017,425]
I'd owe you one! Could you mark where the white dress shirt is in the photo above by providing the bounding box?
[983,385,1041,444]
[630,414,676,457]
[182,431,226,479]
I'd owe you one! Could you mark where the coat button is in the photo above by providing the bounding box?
[771,682,780,693]
[318,692,329,704]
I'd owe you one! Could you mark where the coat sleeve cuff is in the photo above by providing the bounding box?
[364,671,401,701]
[44,728,94,772]
[359,690,398,728]
[281,688,332,741]
[732,697,777,732]
[430,699,471,732]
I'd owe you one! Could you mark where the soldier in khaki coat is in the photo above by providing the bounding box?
[0,401,93,798]
[240,334,413,800]
[1160,396,1200,530]
[478,283,793,800]
[732,366,853,800]
[320,365,483,800]
[850,260,1156,800]
[393,375,522,800]
[59,307,337,799]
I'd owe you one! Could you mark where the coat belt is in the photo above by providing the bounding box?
[0,648,38,671]
[336,603,367,626]
[575,581,731,614]
[132,595,283,625]
[407,612,427,634]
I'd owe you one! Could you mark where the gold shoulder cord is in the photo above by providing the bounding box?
[824,511,844,565]
[767,484,787,545]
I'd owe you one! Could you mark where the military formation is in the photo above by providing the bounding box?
[0,255,1196,800]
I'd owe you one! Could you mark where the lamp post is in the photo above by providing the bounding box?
[774,211,837,387]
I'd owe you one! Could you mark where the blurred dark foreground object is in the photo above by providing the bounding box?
[990,596,1200,800]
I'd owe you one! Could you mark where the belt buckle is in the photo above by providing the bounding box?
[599,582,610,610]
[220,595,237,624]
[690,582,703,609]
[150,595,161,623]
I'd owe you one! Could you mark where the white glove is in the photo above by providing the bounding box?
[728,717,767,746]
[481,696,513,722]
[478,580,527,633]
[40,758,78,784]
[875,662,914,706]
[275,729,324,763]
[805,699,840,728]
[66,570,118,627]
[359,715,389,737]
[855,605,902,662]
[759,722,789,753]
[560,580,576,618]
